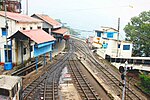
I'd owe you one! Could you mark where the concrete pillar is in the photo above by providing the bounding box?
[50,51,52,61]
[21,41,23,64]
[44,53,46,66]
[10,39,12,63]
[36,57,38,72]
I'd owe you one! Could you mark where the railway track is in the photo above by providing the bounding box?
[11,58,44,76]
[68,56,100,100]
[23,56,69,99]
[43,66,62,100]
[22,41,73,100]
[72,38,143,100]
[21,38,144,100]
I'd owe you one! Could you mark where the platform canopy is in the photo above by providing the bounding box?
[52,28,68,35]
[8,29,56,57]
[8,29,55,44]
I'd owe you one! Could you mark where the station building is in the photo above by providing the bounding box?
[31,14,70,42]
[0,11,56,66]
[31,14,62,34]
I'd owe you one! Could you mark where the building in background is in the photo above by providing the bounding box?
[91,27,133,58]
[0,0,21,13]
[31,14,62,34]
[31,14,70,42]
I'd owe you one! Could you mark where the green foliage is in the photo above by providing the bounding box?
[139,74,150,94]
[124,10,150,57]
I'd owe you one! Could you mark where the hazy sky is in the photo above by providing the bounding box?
[22,0,150,39]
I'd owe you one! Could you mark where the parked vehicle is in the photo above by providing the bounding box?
[0,75,22,100]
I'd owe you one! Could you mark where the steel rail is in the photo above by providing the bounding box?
[72,38,141,100]
[23,40,73,99]
[68,57,100,100]
[11,58,43,76]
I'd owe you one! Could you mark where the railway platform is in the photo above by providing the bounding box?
[0,40,66,75]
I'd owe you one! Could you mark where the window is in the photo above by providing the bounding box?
[4,45,12,62]
[24,47,26,55]
[0,88,9,97]
[1,28,7,36]
[118,44,120,48]
[97,32,101,37]
[30,46,33,52]
[107,32,114,38]
[43,28,49,33]
[11,84,18,97]
[23,28,26,30]
[30,27,32,30]
[37,26,41,29]
[123,45,130,50]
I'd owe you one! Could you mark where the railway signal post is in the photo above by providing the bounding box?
[120,61,128,100]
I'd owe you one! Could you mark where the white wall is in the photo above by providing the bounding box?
[106,39,118,57]
[120,42,132,57]
[0,16,17,63]
[0,15,43,64]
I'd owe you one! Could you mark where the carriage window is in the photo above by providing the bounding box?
[11,87,15,97]
[11,84,18,97]
[0,88,9,96]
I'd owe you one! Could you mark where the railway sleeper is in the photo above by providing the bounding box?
[80,84,91,87]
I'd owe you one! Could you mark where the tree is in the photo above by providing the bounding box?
[124,10,150,57]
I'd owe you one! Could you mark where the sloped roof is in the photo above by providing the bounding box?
[0,11,42,23]
[32,14,61,27]
[52,28,68,35]
[9,29,56,44]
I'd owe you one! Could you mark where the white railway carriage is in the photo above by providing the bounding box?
[0,75,22,100]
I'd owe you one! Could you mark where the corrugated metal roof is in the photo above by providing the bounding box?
[20,29,56,44]
[32,14,61,27]
[52,28,68,35]
[0,11,42,23]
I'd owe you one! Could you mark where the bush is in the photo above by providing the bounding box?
[139,74,150,94]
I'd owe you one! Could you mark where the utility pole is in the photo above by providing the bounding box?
[4,0,8,62]
[26,0,28,15]
[122,61,128,100]
[116,17,120,57]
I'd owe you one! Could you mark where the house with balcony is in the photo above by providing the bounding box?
[92,27,133,58]
[0,11,44,65]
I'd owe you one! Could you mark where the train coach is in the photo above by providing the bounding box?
[0,75,22,100]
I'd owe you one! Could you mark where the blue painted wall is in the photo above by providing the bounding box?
[34,41,54,57]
